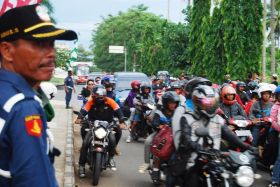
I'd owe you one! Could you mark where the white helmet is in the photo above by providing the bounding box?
[270,84,277,93]
[40,82,58,100]
[258,84,272,97]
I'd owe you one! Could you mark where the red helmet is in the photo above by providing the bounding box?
[221,85,236,105]
[131,80,141,89]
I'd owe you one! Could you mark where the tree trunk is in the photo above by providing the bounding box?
[271,0,276,74]
[262,0,267,80]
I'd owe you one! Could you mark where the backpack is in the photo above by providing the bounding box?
[150,125,174,161]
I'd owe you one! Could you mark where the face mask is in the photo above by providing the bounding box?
[95,97,105,105]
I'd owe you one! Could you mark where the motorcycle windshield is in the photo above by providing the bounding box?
[229,150,251,165]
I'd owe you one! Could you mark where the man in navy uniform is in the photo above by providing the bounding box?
[64,69,75,108]
[0,4,77,187]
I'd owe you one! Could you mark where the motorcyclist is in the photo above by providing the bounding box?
[249,84,274,147]
[246,81,259,99]
[184,77,212,112]
[149,91,180,183]
[76,85,126,177]
[124,80,141,108]
[126,83,154,143]
[236,81,250,106]
[219,85,247,119]
[168,81,186,105]
[170,85,256,187]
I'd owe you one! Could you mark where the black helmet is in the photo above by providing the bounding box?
[247,81,258,90]
[192,85,219,118]
[141,83,151,93]
[162,91,180,108]
[92,85,107,97]
[184,77,212,93]
[236,82,246,90]
[170,81,182,90]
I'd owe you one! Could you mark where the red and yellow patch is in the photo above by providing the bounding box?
[25,115,42,137]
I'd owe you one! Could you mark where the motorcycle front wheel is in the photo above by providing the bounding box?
[92,152,102,186]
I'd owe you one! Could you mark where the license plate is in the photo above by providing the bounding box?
[93,141,108,146]
[235,130,252,137]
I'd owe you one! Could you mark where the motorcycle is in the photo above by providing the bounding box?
[81,117,118,186]
[192,127,260,187]
[218,112,253,150]
[131,100,156,141]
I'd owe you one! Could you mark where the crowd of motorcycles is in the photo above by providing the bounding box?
[74,76,279,187]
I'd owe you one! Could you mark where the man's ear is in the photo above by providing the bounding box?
[0,41,15,62]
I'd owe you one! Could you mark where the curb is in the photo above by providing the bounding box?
[64,109,75,187]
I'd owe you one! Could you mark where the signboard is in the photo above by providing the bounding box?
[109,45,124,54]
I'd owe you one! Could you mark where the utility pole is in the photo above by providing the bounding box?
[262,0,267,80]
[167,0,170,21]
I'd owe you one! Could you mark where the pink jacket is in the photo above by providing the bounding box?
[270,101,280,132]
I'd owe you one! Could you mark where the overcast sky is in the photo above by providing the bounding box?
[52,0,189,49]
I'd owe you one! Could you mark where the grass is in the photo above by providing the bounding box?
[50,77,64,86]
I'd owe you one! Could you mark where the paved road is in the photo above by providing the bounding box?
[54,84,271,187]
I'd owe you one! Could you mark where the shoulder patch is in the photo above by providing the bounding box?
[25,115,42,137]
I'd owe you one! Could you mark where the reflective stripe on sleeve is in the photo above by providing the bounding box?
[0,117,5,134]
[34,95,43,107]
[3,93,25,112]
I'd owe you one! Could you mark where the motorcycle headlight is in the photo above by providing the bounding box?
[235,166,254,187]
[94,127,107,139]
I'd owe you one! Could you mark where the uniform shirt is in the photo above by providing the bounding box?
[64,76,74,89]
[0,69,57,187]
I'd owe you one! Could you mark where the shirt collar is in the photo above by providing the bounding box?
[0,69,33,92]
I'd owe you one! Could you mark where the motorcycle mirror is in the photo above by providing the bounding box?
[146,103,156,110]
[195,127,209,137]
[73,111,80,115]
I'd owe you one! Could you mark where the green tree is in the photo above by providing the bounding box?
[92,5,189,75]
[187,0,262,82]
[55,48,70,68]
[188,0,210,76]
[77,44,93,62]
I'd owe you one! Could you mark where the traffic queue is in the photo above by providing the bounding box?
[73,73,280,187]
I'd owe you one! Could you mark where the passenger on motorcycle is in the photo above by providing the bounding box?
[236,81,250,106]
[126,83,154,143]
[249,84,274,147]
[219,85,247,119]
[170,85,256,187]
[245,89,259,116]
[79,79,95,106]
[150,91,180,183]
[269,86,280,187]
[103,81,116,100]
[168,81,186,105]
[76,85,126,177]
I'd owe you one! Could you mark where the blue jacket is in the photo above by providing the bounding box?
[0,70,57,187]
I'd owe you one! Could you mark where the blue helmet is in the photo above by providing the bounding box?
[274,86,280,94]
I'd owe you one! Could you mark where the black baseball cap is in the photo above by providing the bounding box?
[0,4,77,42]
